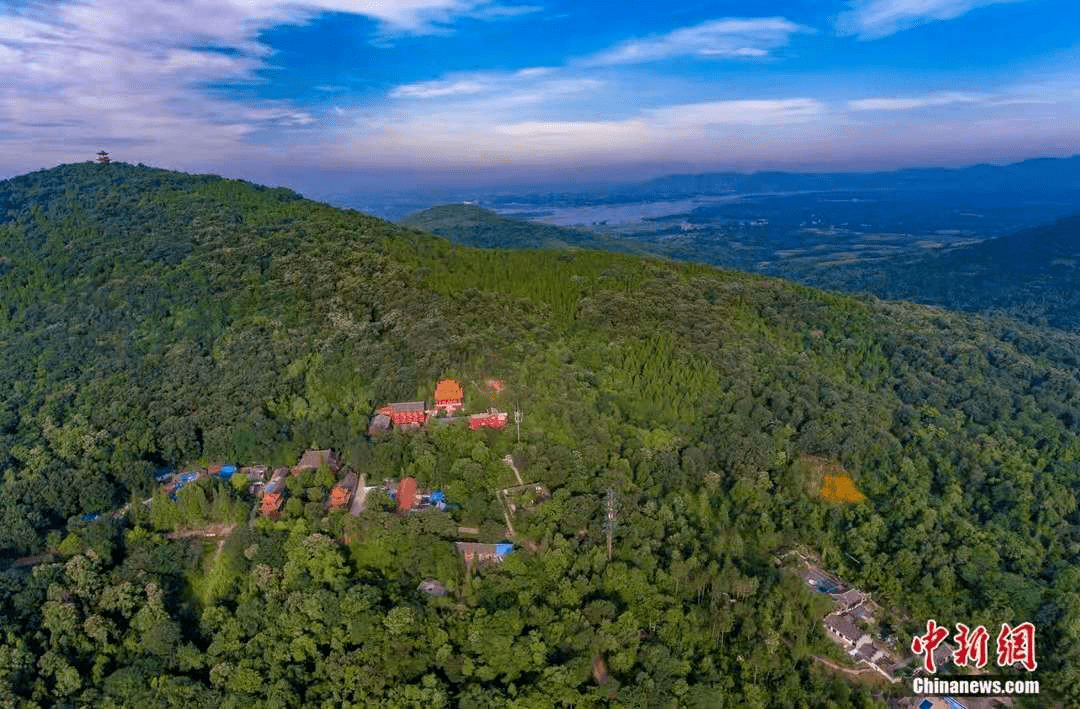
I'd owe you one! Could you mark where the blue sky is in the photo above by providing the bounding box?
[1,0,1078,193]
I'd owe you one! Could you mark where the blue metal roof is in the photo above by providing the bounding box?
[944,698,966,709]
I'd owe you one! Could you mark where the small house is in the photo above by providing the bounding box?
[418,579,448,597]
[168,471,200,495]
[456,542,513,565]
[931,641,955,674]
[292,449,342,476]
[368,413,391,435]
[240,466,268,482]
[830,588,866,612]
[261,481,285,516]
[208,464,237,480]
[329,472,359,509]
[849,602,875,624]
[855,643,880,664]
[823,613,868,651]
[434,379,464,412]
[260,468,290,501]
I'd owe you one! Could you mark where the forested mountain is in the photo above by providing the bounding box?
[1,162,1079,706]
[400,203,659,254]
[785,215,1080,331]
[609,155,1080,201]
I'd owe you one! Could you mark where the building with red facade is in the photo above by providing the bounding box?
[382,402,427,427]
[434,379,464,412]
[469,409,508,430]
[397,476,418,513]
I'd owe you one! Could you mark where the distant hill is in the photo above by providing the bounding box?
[612,155,1080,200]
[787,215,1080,330]
[400,203,660,255]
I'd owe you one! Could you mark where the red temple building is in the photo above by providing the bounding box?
[381,402,427,427]
[469,409,508,430]
[261,490,284,517]
[434,379,464,413]
[397,477,418,513]
[329,472,358,509]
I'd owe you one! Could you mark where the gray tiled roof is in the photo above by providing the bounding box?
[824,613,865,645]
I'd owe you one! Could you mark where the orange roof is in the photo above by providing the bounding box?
[330,486,351,507]
[434,379,463,401]
[261,492,284,514]
[397,477,418,512]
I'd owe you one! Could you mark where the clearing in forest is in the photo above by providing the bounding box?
[800,455,867,504]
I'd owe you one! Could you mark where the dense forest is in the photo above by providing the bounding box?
[1,163,1078,706]
[399,204,662,255]
[782,215,1080,332]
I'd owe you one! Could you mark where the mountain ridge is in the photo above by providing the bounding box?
[784,213,1080,330]
[399,202,672,256]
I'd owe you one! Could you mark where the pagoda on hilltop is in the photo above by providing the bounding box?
[95,150,111,164]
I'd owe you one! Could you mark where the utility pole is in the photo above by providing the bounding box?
[514,408,522,443]
[604,488,617,561]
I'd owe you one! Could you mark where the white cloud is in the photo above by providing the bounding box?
[648,99,823,126]
[514,67,555,78]
[0,0,538,173]
[848,91,986,111]
[390,69,601,104]
[336,97,828,166]
[392,79,493,98]
[835,0,1031,40]
[584,17,814,65]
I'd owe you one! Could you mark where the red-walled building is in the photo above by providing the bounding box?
[434,379,464,412]
[397,477,418,513]
[469,409,508,430]
[384,401,427,426]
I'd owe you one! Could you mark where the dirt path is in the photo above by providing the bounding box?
[212,537,227,564]
[499,492,516,537]
[165,522,236,539]
[812,655,878,679]
[502,455,523,485]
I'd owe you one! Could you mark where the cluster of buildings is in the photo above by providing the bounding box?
[160,464,242,498]
[368,379,510,435]
[795,562,901,682]
[385,477,454,513]
[256,449,354,517]
[247,449,469,522]
[152,378,523,578]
